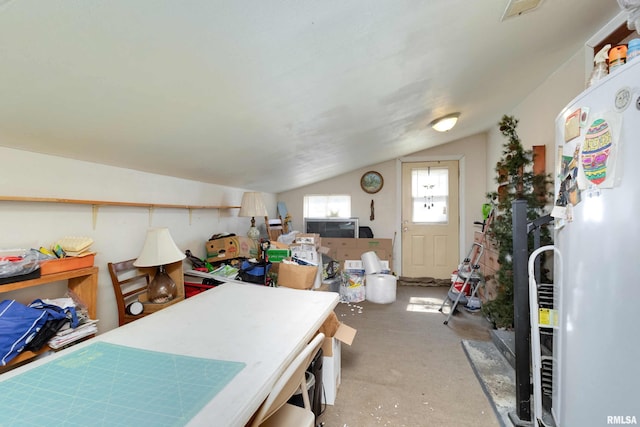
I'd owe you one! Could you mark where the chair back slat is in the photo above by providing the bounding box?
[107,259,151,326]
[250,333,325,426]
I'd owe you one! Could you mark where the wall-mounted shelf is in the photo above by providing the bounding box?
[0,196,241,228]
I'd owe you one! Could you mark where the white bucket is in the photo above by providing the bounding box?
[365,274,397,304]
[361,251,383,274]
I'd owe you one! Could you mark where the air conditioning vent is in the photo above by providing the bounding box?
[501,0,544,21]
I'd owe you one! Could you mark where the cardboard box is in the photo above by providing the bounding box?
[270,241,289,249]
[346,248,390,260]
[290,244,320,265]
[319,311,357,405]
[343,259,390,272]
[324,247,338,261]
[319,312,357,356]
[319,309,340,339]
[294,233,321,246]
[322,338,341,405]
[290,243,317,252]
[356,238,393,252]
[322,238,393,266]
[322,238,356,249]
[206,236,257,262]
[334,247,393,271]
[289,244,323,289]
[277,262,318,290]
[336,248,388,262]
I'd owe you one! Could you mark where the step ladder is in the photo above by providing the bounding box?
[439,241,484,325]
[439,208,493,325]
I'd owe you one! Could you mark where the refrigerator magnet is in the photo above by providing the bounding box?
[614,87,632,112]
[564,109,580,142]
[579,107,589,127]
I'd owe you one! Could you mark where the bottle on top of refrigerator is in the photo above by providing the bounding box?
[608,44,627,72]
[627,39,640,62]
[587,44,610,88]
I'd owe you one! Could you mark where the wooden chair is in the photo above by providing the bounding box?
[264,216,283,242]
[250,333,325,427]
[107,259,151,326]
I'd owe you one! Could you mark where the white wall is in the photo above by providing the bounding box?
[486,50,586,190]
[0,147,276,333]
[278,160,397,241]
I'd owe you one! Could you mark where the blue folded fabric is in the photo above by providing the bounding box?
[0,300,48,366]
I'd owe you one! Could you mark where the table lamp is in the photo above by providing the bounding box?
[238,192,268,241]
[134,227,186,304]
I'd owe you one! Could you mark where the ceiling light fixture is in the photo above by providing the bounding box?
[430,113,460,132]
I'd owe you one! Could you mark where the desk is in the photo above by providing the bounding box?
[0,282,338,426]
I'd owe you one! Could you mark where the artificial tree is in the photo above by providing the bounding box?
[483,115,553,328]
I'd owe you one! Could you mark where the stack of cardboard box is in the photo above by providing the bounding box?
[289,233,322,266]
[269,233,323,290]
[322,237,393,271]
[262,233,367,405]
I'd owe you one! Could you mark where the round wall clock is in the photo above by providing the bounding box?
[360,171,384,194]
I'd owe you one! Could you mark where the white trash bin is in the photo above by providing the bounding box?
[365,274,397,304]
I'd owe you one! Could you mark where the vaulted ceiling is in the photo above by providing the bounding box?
[0,1,621,192]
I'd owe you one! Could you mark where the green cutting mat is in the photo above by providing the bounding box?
[0,342,245,426]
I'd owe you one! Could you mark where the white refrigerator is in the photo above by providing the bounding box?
[553,58,640,426]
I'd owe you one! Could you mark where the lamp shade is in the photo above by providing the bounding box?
[430,112,460,132]
[238,192,268,217]
[133,227,186,267]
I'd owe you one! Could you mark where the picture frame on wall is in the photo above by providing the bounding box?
[360,171,383,194]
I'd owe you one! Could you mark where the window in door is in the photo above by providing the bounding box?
[411,167,449,224]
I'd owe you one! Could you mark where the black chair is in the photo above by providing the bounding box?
[359,226,374,238]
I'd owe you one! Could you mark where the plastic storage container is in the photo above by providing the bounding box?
[627,39,640,62]
[609,45,627,72]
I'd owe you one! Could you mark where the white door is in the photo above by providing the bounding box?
[401,160,459,278]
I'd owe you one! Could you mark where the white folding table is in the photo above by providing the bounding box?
[0,282,339,427]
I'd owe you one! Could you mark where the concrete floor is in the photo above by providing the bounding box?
[317,285,502,427]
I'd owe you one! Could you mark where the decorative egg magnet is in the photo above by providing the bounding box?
[581,118,612,185]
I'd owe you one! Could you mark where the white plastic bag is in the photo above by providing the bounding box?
[340,270,366,303]
[618,0,640,32]
[0,250,41,278]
